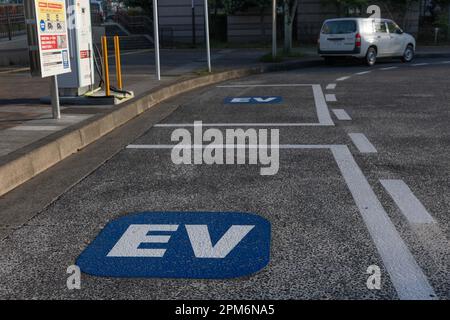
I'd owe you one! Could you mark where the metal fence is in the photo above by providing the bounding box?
[0,4,25,40]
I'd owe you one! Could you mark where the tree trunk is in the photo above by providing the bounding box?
[283,0,298,54]
[284,19,292,53]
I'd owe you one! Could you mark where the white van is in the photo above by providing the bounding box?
[318,18,416,66]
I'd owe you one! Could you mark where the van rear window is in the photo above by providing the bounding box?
[321,21,357,34]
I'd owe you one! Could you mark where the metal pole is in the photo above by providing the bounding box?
[204,0,211,72]
[114,35,123,90]
[101,36,110,96]
[50,76,61,119]
[272,0,277,58]
[192,0,196,46]
[153,0,161,81]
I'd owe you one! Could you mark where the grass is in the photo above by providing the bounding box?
[259,53,284,63]
[259,49,306,63]
[194,69,214,76]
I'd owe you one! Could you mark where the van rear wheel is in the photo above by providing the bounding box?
[365,47,377,66]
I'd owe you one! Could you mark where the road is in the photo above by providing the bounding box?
[0,57,449,300]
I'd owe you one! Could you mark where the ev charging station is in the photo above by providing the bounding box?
[58,0,95,96]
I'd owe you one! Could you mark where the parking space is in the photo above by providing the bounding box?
[0,58,449,300]
[153,83,333,127]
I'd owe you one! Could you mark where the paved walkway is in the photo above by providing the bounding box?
[0,48,267,157]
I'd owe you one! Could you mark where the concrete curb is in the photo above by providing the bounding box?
[0,59,321,197]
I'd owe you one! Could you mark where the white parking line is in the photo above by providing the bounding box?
[348,133,377,153]
[325,94,337,102]
[336,76,351,81]
[127,143,437,299]
[412,63,429,67]
[332,109,352,121]
[380,180,436,224]
[355,71,372,75]
[153,123,332,127]
[127,144,335,150]
[331,146,436,300]
[313,85,334,125]
[217,84,314,88]
[326,83,337,90]
[127,144,334,150]
[380,67,399,71]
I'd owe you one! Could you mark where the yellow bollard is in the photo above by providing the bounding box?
[114,36,123,90]
[101,36,110,97]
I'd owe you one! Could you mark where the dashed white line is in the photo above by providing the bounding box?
[380,67,399,71]
[355,71,372,75]
[380,180,436,225]
[326,83,337,90]
[325,94,337,102]
[348,133,377,153]
[332,109,352,121]
[336,76,351,81]
[412,63,429,67]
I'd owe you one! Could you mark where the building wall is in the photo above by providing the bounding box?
[227,7,273,43]
[226,1,338,44]
[296,0,337,42]
[158,0,205,44]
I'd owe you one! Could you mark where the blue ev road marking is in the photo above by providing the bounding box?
[224,96,283,104]
[76,212,271,279]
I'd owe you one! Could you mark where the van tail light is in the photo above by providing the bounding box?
[355,33,361,47]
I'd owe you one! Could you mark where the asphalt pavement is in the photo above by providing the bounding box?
[0,57,449,300]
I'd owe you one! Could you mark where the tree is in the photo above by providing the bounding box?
[123,0,152,15]
[321,1,420,28]
[321,0,368,17]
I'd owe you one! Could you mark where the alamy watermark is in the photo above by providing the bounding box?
[170,121,280,176]
[366,265,381,290]
[66,264,81,290]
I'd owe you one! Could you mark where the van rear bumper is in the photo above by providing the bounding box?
[318,47,361,55]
